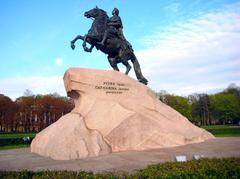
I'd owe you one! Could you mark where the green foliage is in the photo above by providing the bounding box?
[133,158,240,178]
[167,95,192,119]
[211,93,240,124]
[157,83,240,125]
[0,158,239,178]
[158,93,192,119]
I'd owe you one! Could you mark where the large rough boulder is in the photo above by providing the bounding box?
[31,68,214,160]
[31,113,111,160]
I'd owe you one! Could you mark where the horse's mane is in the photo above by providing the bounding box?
[99,9,109,18]
[88,8,109,35]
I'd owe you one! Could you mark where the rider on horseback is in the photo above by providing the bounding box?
[71,6,148,85]
[99,8,132,49]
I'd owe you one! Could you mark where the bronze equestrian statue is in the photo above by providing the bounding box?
[70,6,148,85]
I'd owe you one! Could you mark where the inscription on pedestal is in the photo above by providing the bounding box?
[95,82,129,94]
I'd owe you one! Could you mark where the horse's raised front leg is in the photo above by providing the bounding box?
[70,35,84,50]
[82,34,88,49]
[82,34,95,52]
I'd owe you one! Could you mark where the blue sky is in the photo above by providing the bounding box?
[1,0,240,99]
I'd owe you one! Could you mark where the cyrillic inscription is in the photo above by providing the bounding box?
[95,82,129,94]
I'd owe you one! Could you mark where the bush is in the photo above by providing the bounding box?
[0,158,239,178]
[133,157,240,178]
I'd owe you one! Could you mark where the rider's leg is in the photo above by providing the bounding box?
[99,31,108,45]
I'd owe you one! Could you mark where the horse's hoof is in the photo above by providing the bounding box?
[139,78,148,85]
[84,47,91,52]
[85,49,92,53]
[71,44,75,50]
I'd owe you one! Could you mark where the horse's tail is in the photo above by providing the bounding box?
[130,53,148,85]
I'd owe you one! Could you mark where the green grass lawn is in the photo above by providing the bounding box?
[0,144,30,150]
[201,125,240,137]
[0,132,35,150]
[0,132,36,139]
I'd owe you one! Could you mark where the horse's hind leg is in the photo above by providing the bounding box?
[130,53,148,85]
[108,56,119,71]
[122,60,131,75]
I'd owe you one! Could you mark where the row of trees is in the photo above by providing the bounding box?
[0,84,239,132]
[157,84,240,126]
[0,92,74,132]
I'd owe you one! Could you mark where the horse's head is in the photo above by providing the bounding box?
[84,6,106,19]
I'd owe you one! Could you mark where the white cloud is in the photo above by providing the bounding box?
[0,76,66,100]
[55,57,63,66]
[2,3,240,99]
[135,2,240,95]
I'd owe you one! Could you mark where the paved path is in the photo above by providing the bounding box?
[0,137,240,173]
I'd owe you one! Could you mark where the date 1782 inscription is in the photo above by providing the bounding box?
[95,82,129,94]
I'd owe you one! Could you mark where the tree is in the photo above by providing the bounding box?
[15,96,35,132]
[0,92,74,132]
[188,93,212,126]
[224,83,240,98]
[166,95,192,119]
[23,89,34,96]
[158,92,192,120]
[156,90,168,104]
[188,94,201,124]
[0,94,18,131]
[211,93,240,124]
[34,94,74,131]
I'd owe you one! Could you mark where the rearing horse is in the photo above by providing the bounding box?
[70,7,148,85]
